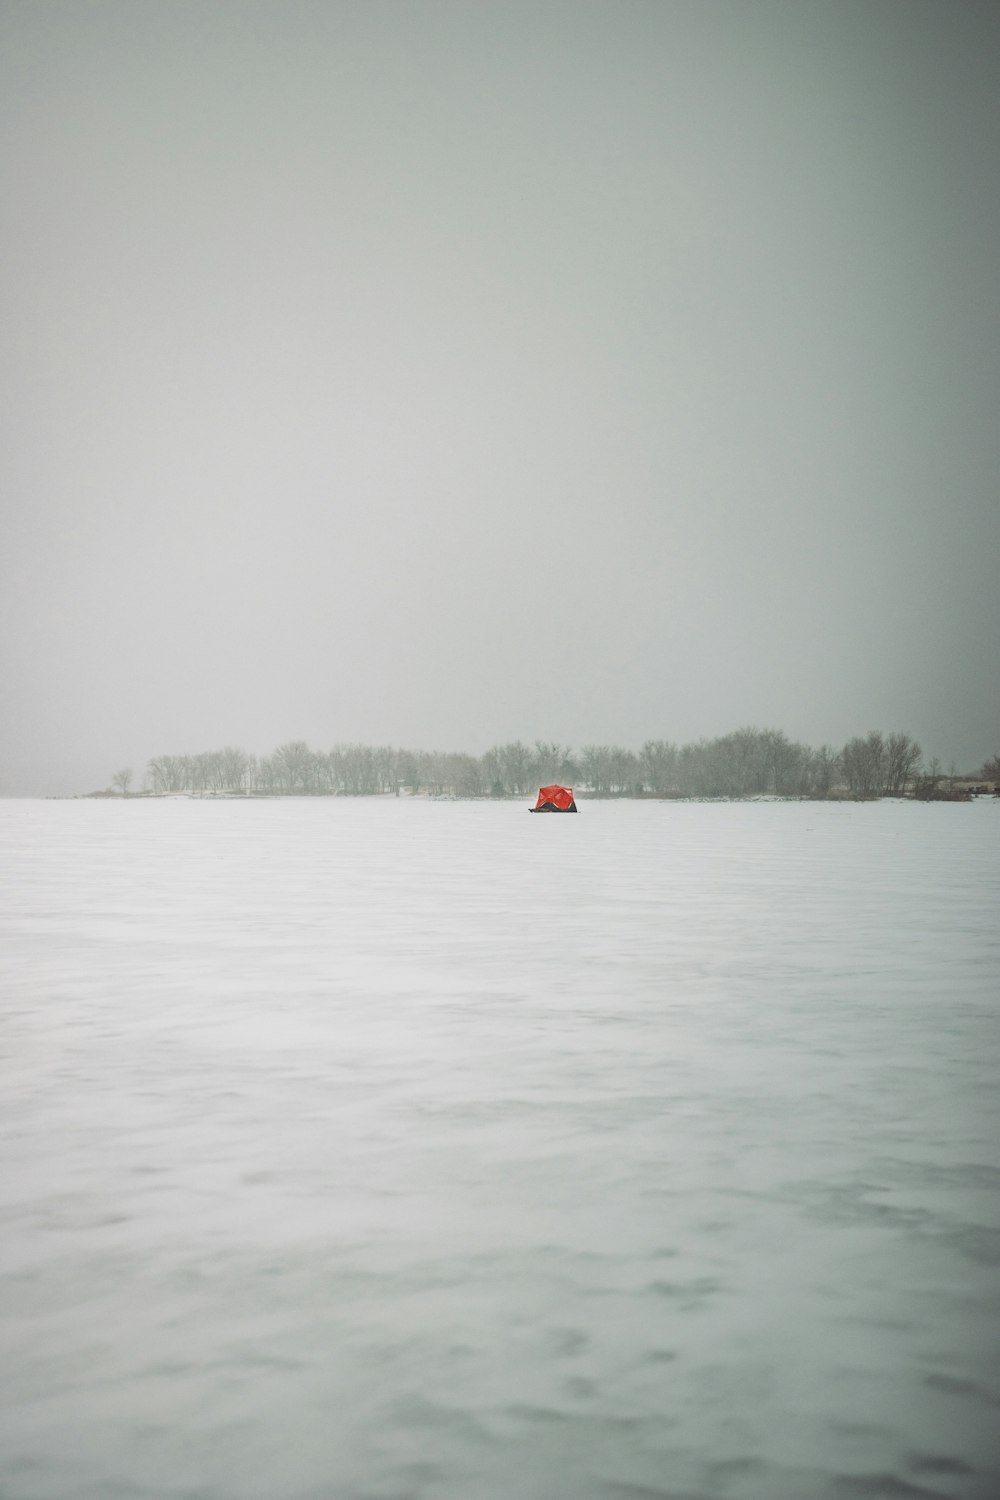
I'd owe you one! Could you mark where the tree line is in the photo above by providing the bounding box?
[131,728,942,800]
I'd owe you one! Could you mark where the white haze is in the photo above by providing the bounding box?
[1,797,998,1496]
[2,1,999,794]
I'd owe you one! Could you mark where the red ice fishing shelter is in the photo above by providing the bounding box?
[530,784,578,813]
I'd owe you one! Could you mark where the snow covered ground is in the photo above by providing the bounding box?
[1,796,998,1499]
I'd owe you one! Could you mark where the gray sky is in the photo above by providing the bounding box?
[2,0,998,794]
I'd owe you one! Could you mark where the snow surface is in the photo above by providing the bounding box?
[1,796,998,1499]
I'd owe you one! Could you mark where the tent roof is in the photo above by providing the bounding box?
[533,784,575,810]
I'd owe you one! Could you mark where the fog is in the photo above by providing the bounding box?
[2,1,998,796]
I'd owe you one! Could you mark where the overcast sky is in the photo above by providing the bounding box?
[2,0,998,794]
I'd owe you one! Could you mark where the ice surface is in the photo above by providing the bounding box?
[1,797,998,1499]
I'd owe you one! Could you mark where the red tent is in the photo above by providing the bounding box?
[530,784,578,813]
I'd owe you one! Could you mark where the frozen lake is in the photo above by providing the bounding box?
[1,796,998,1500]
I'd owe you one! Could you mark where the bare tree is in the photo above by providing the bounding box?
[841,732,886,797]
[607,746,638,794]
[394,749,419,795]
[722,726,764,796]
[336,743,378,795]
[760,729,809,796]
[111,768,133,797]
[912,757,944,799]
[449,753,485,797]
[532,741,575,787]
[373,745,398,795]
[640,740,678,794]
[486,741,534,797]
[147,756,169,793]
[676,740,710,797]
[416,749,450,797]
[218,746,250,793]
[884,733,921,795]
[480,746,505,796]
[578,745,613,794]
[807,746,840,798]
[272,741,318,793]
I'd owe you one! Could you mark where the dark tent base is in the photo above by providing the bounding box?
[529,800,578,813]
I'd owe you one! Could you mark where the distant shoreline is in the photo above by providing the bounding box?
[76,784,999,805]
[95,730,1000,804]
